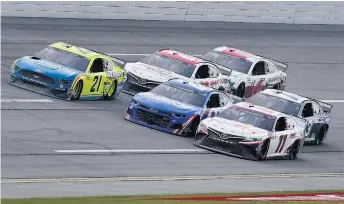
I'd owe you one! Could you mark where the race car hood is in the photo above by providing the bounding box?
[202,117,269,138]
[16,56,83,79]
[133,92,199,115]
[124,62,189,83]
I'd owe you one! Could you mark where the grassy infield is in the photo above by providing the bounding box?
[2,190,344,204]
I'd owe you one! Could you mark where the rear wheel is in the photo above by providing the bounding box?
[273,83,280,90]
[71,80,83,100]
[104,80,117,100]
[236,83,245,98]
[313,126,326,145]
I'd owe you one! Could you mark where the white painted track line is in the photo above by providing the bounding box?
[54,149,210,154]
[1,99,54,103]
[3,172,344,184]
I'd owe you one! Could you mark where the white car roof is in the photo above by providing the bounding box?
[235,101,286,117]
[260,89,309,104]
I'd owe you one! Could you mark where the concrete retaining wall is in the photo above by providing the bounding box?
[2,1,344,24]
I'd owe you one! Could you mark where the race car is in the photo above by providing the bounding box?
[245,89,332,145]
[200,46,288,98]
[8,42,127,100]
[122,49,234,95]
[124,79,242,137]
[194,102,306,161]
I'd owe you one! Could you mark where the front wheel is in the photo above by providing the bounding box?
[289,140,301,160]
[70,80,83,100]
[257,139,270,161]
[187,117,200,137]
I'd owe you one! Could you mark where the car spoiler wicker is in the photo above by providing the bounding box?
[256,54,288,73]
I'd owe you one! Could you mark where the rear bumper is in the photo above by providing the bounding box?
[194,133,262,161]
[7,74,71,100]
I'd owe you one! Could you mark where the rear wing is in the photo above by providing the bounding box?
[299,94,333,114]
[257,55,288,73]
[110,56,126,69]
[318,100,333,114]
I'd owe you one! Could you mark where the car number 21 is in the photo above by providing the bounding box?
[90,75,102,92]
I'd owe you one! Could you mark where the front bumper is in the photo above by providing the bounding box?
[124,102,192,136]
[7,74,71,100]
[194,132,262,161]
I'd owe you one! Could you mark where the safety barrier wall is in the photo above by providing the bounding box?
[1,1,344,25]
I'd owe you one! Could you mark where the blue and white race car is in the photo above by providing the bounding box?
[124,79,242,136]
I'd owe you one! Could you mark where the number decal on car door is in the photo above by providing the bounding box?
[90,75,102,92]
[275,134,288,153]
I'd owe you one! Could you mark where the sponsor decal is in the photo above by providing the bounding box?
[148,192,344,202]
[106,71,122,79]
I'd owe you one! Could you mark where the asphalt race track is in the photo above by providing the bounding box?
[1,17,344,198]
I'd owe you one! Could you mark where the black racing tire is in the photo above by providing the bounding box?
[273,83,280,90]
[71,80,83,100]
[187,117,200,137]
[313,126,326,145]
[257,139,270,161]
[236,83,245,98]
[104,80,117,101]
[289,139,301,160]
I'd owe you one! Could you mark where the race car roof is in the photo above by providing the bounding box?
[260,89,308,104]
[212,46,259,61]
[157,49,204,66]
[49,42,104,59]
[235,102,284,117]
[166,79,214,95]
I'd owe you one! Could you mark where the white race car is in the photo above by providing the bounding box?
[246,89,332,145]
[122,49,234,95]
[194,102,306,161]
[201,46,288,98]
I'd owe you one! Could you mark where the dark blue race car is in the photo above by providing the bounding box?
[124,79,242,136]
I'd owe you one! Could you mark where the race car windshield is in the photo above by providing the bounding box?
[201,51,252,74]
[246,93,301,117]
[150,84,206,107]
[140,54,195,78]
[217,106,276,131]
[34,47,90,72]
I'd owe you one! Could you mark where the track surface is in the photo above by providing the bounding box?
[1,17,344,198]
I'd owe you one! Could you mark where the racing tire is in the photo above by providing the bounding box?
[104,80,117,101]
[187,117,200,137]
[71,80,83,100]
[257,139,270,161]
[273,83,280,90]
[289,139,301,160]
[236,83,245,98]
[313,126,326,145]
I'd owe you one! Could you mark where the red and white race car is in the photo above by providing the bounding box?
[201,46,288,98]
[122,49,235,95]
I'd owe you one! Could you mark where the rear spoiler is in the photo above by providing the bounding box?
[110,56,126,69]
[256,55,288,73]
[297,94,333,114]
[318,100,333,114]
